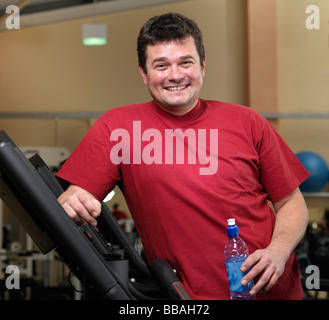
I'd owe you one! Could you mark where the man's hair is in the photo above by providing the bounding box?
[137,12,205,74]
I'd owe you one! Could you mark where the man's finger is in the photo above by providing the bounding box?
[62,202,87,226]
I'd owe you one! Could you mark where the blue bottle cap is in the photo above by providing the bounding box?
[227,218,239,236]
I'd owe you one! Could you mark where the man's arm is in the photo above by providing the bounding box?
[57,184,102,227]
[240,187,309,296]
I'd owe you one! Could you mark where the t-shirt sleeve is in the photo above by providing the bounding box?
[56,115,121,202]
[255,116,310,202]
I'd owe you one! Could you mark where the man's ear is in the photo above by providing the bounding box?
[138,64,148,85]
[201,55,206,78]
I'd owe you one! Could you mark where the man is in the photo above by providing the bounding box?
[112,203,129,221]
[57,13,309,299]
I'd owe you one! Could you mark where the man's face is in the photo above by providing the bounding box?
[139,36,206,116]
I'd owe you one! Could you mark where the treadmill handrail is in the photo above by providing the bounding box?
[0,132,133,299]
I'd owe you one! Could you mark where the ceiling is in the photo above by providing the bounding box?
[0,0,189,30]
[0,0,104,15]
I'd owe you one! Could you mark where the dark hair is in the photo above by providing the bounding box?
[137,12,205,73]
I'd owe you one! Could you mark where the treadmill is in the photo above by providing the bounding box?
[0,130,190,300]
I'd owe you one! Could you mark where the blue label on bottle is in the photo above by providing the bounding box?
[225,260,253,293]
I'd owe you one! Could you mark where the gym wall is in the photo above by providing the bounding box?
[276,0,329,221]
[277,0,329,160]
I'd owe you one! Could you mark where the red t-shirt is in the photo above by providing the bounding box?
[57,99,309,300]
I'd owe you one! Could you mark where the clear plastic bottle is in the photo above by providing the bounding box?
[224,218,255,300]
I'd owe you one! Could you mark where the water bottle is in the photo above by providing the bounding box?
[224,218,255,300]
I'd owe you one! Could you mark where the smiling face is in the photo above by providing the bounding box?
[138,36,206,116]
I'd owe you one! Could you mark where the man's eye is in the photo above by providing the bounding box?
[155,64,166,69]
[182,61,193,67]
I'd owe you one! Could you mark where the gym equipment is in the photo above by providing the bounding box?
[0,130,191,300]
[296,151,329,192]
[298,223,329,299]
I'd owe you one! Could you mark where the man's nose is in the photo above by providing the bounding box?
[168,65,184,81]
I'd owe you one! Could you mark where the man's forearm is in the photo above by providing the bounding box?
[271,188,309,260]
[241,188,309,295]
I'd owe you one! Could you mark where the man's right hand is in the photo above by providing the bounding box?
[57,184,102,227]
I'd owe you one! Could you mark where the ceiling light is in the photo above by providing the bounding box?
[82,23,107,46]
[103,190,115,202]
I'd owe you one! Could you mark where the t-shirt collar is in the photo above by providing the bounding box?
[151,98,204,123]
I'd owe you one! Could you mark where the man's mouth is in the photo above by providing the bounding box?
[165,84,190,91]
